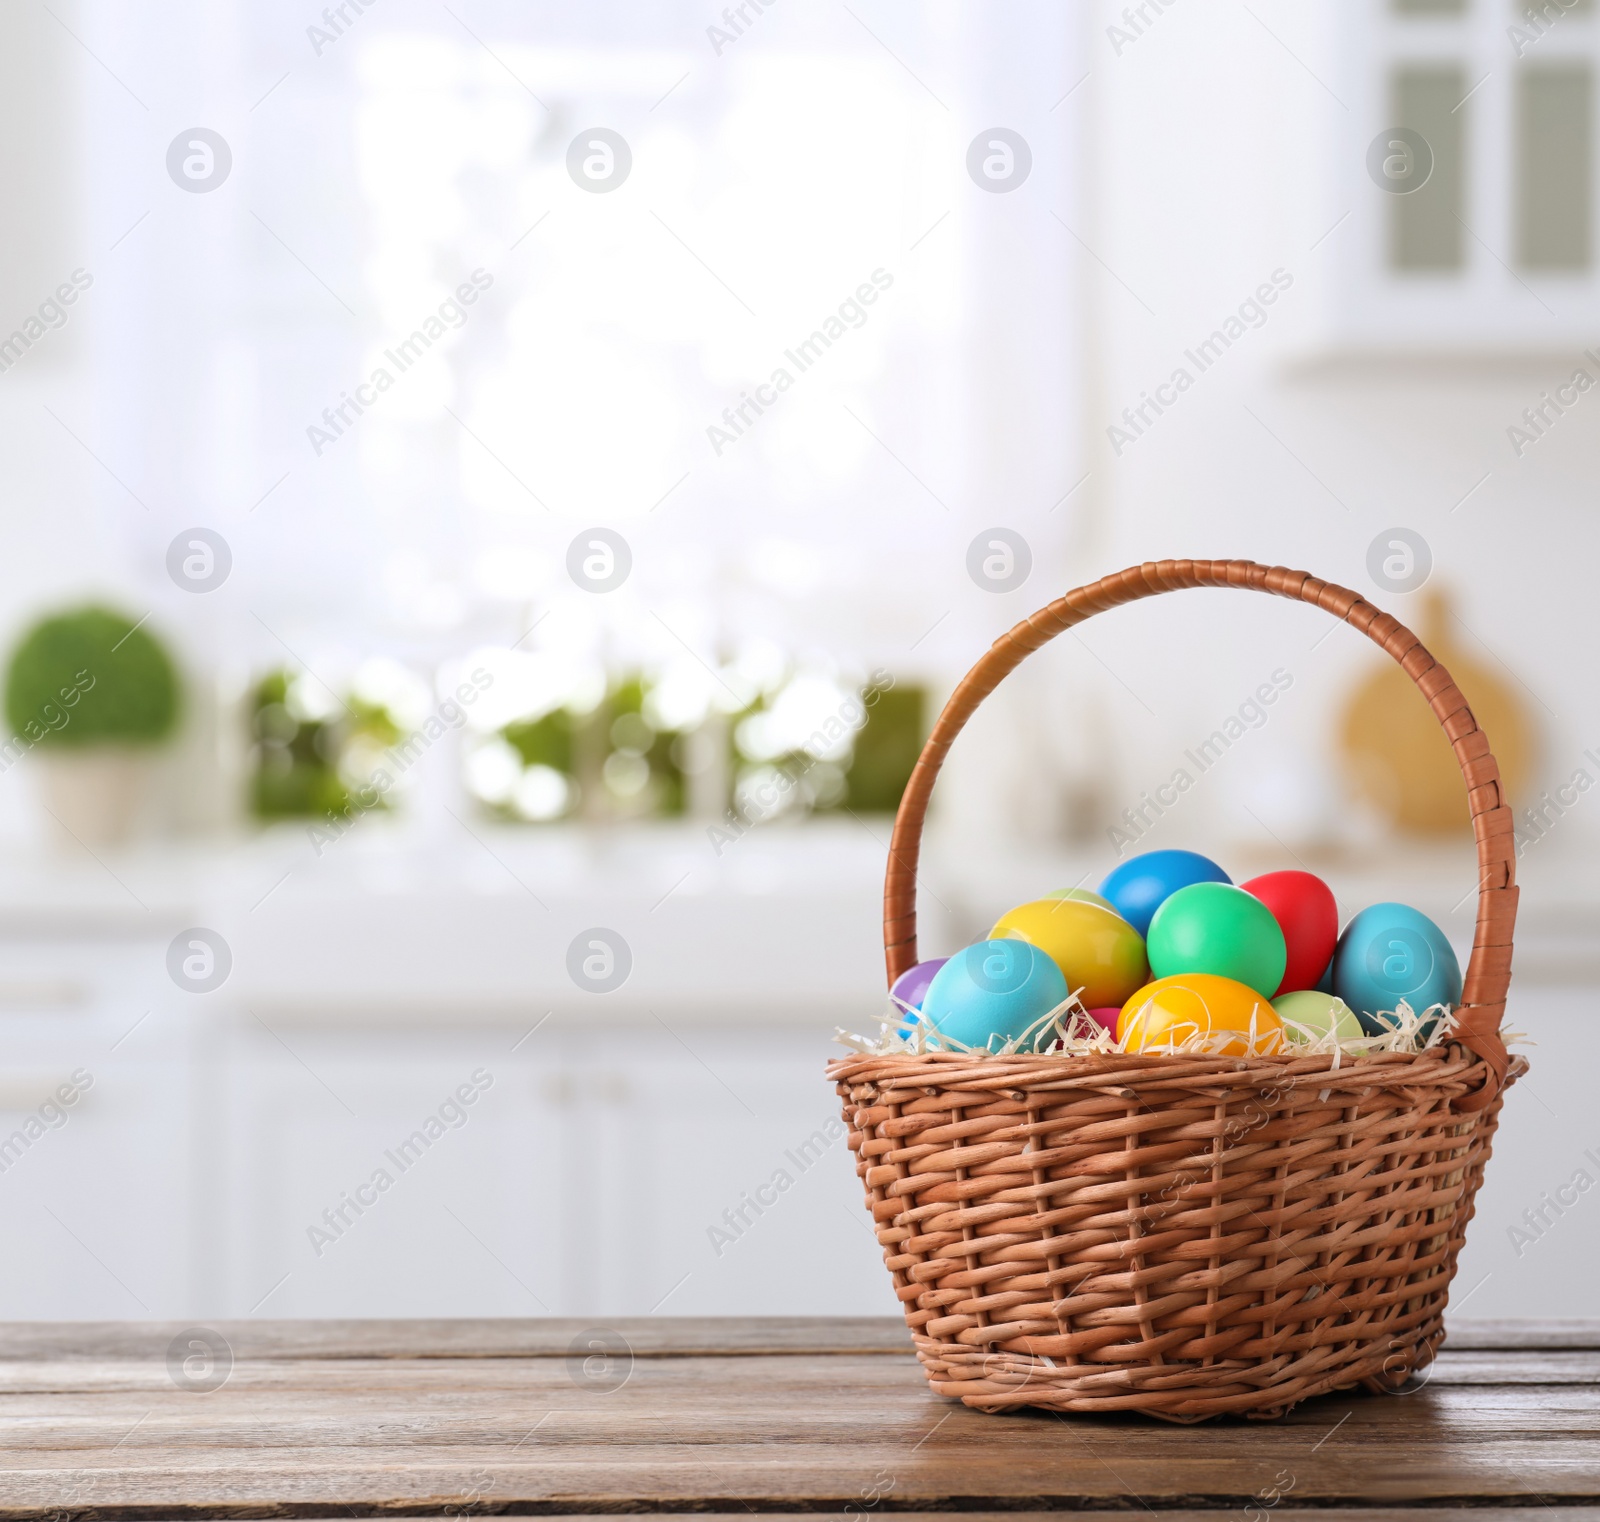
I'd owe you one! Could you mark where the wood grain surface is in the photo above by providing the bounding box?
[0,1317,1594,1518]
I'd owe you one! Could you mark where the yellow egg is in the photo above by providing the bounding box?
[1118,973,1286,1056]
[991,898,1149,1010]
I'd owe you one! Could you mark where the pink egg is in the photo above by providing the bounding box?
[1082,1006,1121,1038]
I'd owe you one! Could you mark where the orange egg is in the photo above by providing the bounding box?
[990,898,1148,1010]
[1117,973,1286,1056]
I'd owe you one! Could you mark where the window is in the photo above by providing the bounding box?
[84,9,1016,707]
[1337,0,1600,346]
[1392,65,1468,268]
[1517,63,1593,267]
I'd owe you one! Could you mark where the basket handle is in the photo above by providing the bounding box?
[883,559,1516,1110]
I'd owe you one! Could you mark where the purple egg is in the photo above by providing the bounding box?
[890,957,948,1034]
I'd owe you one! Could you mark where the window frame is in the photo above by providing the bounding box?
[1334,0,1600,349]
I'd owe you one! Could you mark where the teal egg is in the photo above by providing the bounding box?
[921,940,1069,1051]
[1333,902,1461,1036]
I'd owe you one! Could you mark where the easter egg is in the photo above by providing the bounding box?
[1146,882,1287,998]
[1118,973,1285,1056]
[1273,989,1364,1045]
[990,898,1148,1010]
[1332,903,1462,1035]
[1082,1007,1121,1038]
[921,940,1069,1051]
[890,957,947,1036]
[1043,887,1114,911]
[1241,870,1338,996]
[891,958,947,1010]
[1099,850,1231,937]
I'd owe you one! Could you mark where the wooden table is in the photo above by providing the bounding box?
[2,1318,1597,1518]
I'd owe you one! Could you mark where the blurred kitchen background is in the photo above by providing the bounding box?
[0,0,1595,1323]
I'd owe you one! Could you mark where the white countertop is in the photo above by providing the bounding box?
[0,820,1590,1026]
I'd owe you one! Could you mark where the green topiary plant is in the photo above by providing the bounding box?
[5,605,179,748]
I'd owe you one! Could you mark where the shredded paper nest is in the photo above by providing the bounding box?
[834,987,1509,1064]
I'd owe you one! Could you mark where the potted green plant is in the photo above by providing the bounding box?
[4,605,180,846]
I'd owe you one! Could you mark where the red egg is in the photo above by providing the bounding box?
[1241,870,1338,996]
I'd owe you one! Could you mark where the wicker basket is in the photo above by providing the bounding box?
[829,559,1522,1421]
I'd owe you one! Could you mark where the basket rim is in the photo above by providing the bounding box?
[828,1041,1526,1099]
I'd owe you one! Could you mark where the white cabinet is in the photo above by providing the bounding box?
[0,935,194,1318]
[567,1028,893,1318]
[199,1020,897,1320]
[1452,984,1600,1322]
[199,1023,564,1319]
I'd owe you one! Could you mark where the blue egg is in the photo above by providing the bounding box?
[1333,902,1462,1036]
[1099,850,1231,938]
[921,940,1069,1051]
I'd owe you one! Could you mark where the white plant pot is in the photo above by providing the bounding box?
[33,747,155,850]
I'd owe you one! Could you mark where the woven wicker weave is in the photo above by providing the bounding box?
[829,560,1522,1421]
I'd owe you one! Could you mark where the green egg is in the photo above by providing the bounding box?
[1146,882,1287,998]
[1273,990,1364,1044]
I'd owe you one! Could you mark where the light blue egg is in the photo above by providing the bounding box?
[921,940,1068,1051]
[1099,849,1231,938]
[1333,902,1462,1037]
